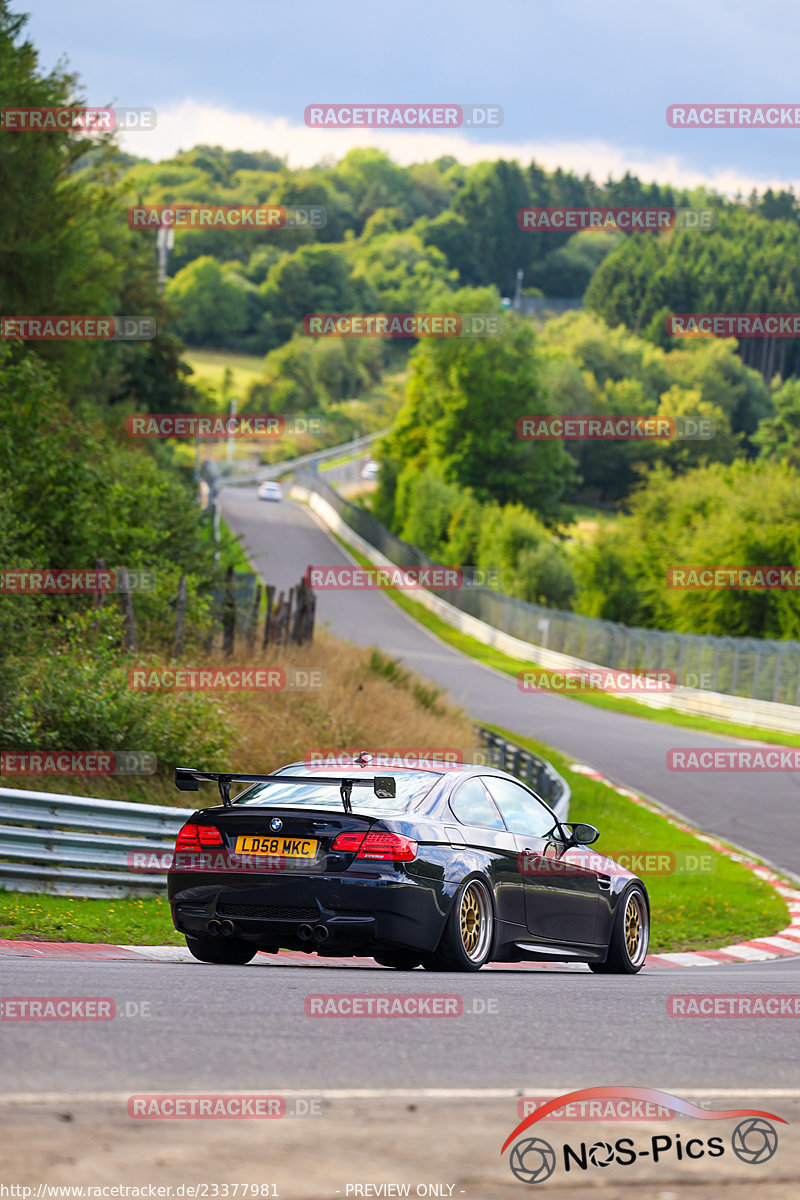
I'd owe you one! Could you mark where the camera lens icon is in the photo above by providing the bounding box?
[508,1137,557,1184]
[731,1118,779,1165]
[588,1140,615,1167]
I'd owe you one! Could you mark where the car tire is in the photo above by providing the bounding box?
[185,934,258,965]
[589,885,649,975]
[428,875,495,972]
[374,950,422,970]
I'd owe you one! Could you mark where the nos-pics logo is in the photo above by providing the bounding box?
[501,1087,784,1185]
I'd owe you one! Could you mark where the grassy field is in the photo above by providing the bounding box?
[182,348,265,400]
[0,893,180,945]
[563,503,619,545]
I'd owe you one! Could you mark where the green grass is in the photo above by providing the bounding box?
[487,724,789,954]
[183,348,265,400]
[0,892,182,944]
[328,531,800,747]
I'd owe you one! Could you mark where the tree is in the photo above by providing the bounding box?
[166,257,250,345]
[379,289,578,525]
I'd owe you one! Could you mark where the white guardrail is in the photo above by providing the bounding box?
[293,479,800,735]
[0,733,568,897]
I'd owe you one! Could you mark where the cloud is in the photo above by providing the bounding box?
[121,100,796,198]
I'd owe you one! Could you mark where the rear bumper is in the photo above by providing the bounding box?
[168,868,452,953]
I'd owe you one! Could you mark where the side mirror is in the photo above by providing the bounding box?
[561,821,600,845]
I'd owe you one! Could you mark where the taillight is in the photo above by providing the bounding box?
[175,823,222,852]
[331,831,367,853]
[357,832,417,862]
[197,825,223,846]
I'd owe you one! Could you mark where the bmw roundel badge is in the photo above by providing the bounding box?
[270,817,283,832]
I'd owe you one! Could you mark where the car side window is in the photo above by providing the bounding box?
[482,776,558,839]
[449,777,506,830]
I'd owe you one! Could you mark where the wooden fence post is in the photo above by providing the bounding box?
[263,585,275,648]
[284,587,295,645]
[117,566,138,653]
[92,558,106,641]
[247,583,261,649]
[222,565,235,656]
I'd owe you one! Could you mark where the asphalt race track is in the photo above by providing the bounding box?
[3,955,800,1093]
[221,486,800,880]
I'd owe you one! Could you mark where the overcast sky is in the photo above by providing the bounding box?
[19,0,800,194]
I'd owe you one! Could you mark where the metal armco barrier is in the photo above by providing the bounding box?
[475,727,570,822]
[0,787,187,898]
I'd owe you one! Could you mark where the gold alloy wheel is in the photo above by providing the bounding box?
[459,879,493,962]
[623,890,648,966]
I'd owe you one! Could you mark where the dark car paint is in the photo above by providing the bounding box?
[168,763,648,965]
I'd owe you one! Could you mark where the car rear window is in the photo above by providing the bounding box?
[234,767,439,812]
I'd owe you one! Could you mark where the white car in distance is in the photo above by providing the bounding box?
[258,480,283,502]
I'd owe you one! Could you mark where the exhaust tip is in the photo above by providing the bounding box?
[219,919,236,938]
[297,923,313,941]
[207,919,221,936]
[313,924,329,942]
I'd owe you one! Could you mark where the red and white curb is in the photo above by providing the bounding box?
[2,763,799,969]
[569,762,800,967]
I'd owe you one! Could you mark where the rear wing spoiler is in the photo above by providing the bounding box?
[175,767,396,812]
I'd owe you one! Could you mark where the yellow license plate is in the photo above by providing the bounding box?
[235,834,318,858]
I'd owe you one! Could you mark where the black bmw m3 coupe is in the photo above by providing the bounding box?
[168,760,650,973]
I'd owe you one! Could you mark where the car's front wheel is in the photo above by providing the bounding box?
[426,875,495,971]
[185,934,258,965]
[589,885,649,974]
